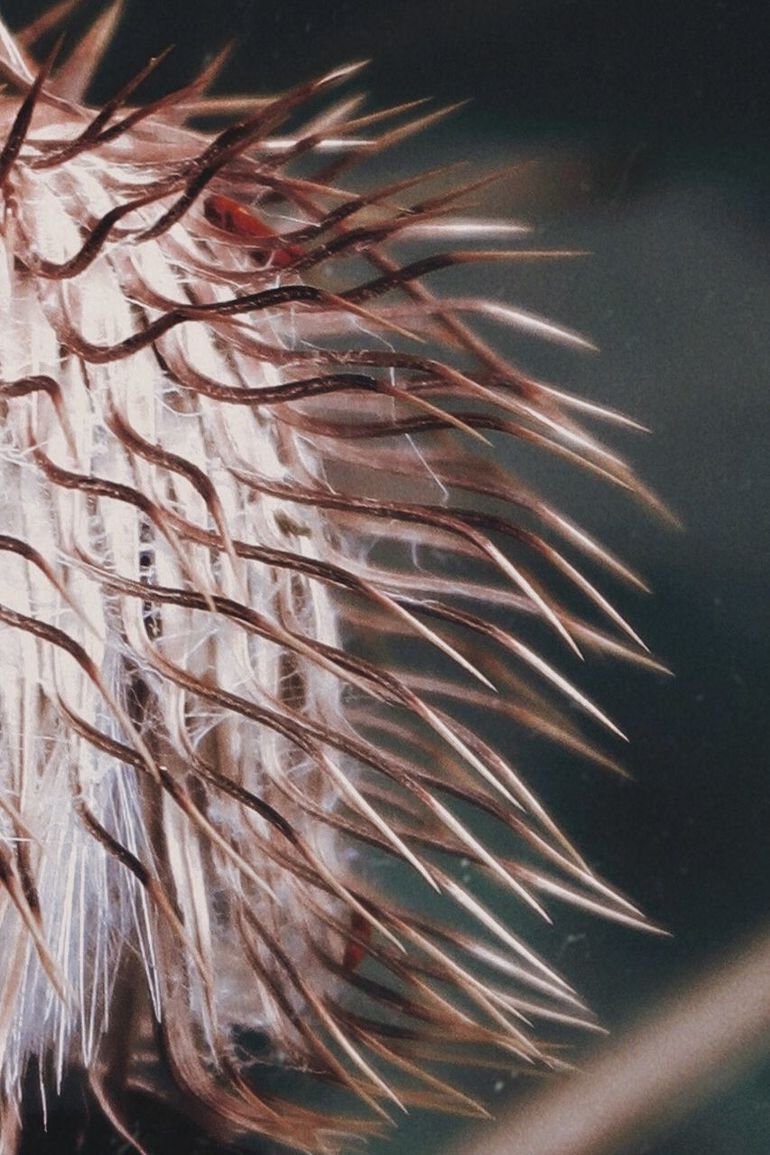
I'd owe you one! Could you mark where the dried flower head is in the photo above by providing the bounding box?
[0,5,664,1153]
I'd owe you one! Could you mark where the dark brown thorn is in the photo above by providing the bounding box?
[159,348,482,441]
[277,169,585,402]
[336,1004,520,1059]
[308,874,564,1049]
[331,1004,497,1112]
[136,60,367,242]
[59,703,266,1001]
[31,46,175,169]
[0,846,67,1001]
[241,916,400,1119]
[27,175,183,278]
[64,701,392,963]
[31,444,155,521]
[278,204,458,274]
[67,762,151,889]
[91,42,233,148]
[347,714,590,875]
[276,167,516,273]
[344,249,582,305]
[382,915,545,1052]
[158,505,486,685]
[88,1071,152,1155]
[0,591,161,788]
[56,696,144,772]
[514,867,657,933]
[152,764,292,911]
[104,404,238,570]
[303,890,485,1025]
[0,531,86,622]
[27,444,212,644]
[257,96,433,176]
[234,919,362,1096]
[404,673,626,775]
[59,704,304,890]
[82,563,403,717]
[68,815,215,1033]
[310,100,469,185]
[384,891,574,1005]
[128,645,446,890]
[407,163,524,217]
[0,599,98,683]
[236,695,550,916]
[276,406,614,484]
[204,162,460,255]
[352,1031,491,1118]
[0,372,76,451]
[0,372,60,400]
[315,940,479,1035]
[229,469,578,652]
[416,600,624,739]
[0,35,60,187]
[11,831,39,922]
[165,361,392,405]
[436,505,644,640]
[56,283,417,361]
[156,312,480,398]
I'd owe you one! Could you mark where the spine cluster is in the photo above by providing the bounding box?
[0,7,662,1152]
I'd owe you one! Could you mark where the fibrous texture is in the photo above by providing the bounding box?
[0,6,663,1153]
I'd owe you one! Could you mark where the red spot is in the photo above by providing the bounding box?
[342,911,372,974]
[203,194,302,268]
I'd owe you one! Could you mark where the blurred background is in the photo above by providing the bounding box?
[6,1,770,1151]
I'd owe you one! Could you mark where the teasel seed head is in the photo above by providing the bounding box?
[0,5,666,1153]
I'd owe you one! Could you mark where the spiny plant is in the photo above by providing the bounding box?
[0,4,665,1152]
